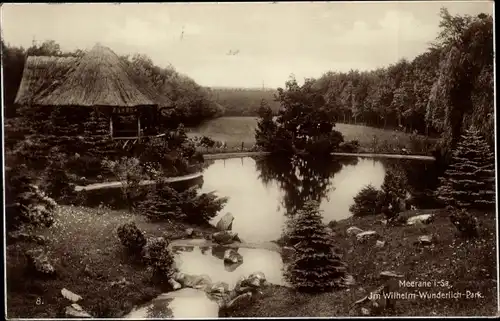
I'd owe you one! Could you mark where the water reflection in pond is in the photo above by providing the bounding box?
[172,245,285,288]
[200,156,388,243]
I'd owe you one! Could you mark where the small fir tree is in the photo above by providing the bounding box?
[436,126,495,209]
[284,201,347,292]
[380,165,409,219]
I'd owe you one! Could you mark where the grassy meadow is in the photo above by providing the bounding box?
[6,205,217,318]
[187,116,436,154]
[224,209,498,317]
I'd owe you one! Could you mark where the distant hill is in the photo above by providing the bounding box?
[210,87,281,116]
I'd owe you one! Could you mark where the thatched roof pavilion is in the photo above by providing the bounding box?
[15,44,169,139]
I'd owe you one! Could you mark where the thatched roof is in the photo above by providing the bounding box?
[14,44,164,107]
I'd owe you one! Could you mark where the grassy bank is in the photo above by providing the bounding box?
[6,205,217,318]
[225,209,497,317]
[188,116,436,154]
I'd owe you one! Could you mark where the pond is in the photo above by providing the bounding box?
[172,245,286,288]
[199,155,437,243]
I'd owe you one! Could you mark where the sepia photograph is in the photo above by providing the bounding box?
[1,1,497,318]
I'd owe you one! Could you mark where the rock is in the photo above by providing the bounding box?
[216,212,235,231]
[177,273,212,291]
[223,249,243,264]
[347,226,364,236]
[379,271,404,278]
[212,231,239,245]
[375,240,385,248]
[209,281,230,295]
[25,248,56,277]
[185,228,194,238]
[356,231,378,242]
[110,277,132,287]
[361,307,371,316]
[61,288,82,302]
[234,276,253,294]
[245,272,267,288]
[415,235,433,246]
[168,278,182,290]
[407,214,434,226]
[343,274,356,286]
[65,303,92,318]
[225,292,253,310]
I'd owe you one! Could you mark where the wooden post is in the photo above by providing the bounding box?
[109,114,114,138]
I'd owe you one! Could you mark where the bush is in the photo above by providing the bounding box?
[41,151,77,204]
[102,157,145,210]
[349,184,383,216]
[449,207,479,238]
[138,183,228,224]
[141,237,176,277]
[5,165,57,231]
[117,222,147,255]
[338,140,360,153]
[379,165,410,219]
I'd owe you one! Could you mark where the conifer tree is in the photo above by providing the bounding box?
[436,126,495,209]
[284,200,347,292]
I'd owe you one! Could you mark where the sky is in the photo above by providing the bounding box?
[1,1,494,88]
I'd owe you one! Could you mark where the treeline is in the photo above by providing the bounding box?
[313,8,493,152]
[216,9,494,153]
[211,87,281,116]
[1,40,223,126]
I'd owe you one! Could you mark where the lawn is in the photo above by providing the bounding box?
[6,205,217,318]
[224,209,498,317]
[187,116,435,153]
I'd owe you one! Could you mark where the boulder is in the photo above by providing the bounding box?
[212,231,239,245]
[216,212,234,231]
[356,231,378,242]
[342,274,356,286]
[225,292,253,310]
[415,235,434,246]
[379,271,404,278]
[61,288,82,302]
[223,249,243,264]
[234,276,253,294]
[245,272,267,288]
[168,278,182,290]
[185,228,194,238]
[175,273,213,292]
[375,240,385,248]
[347,226,364,236]
[407,214,434,226]
[65,304,92,318]
[25,248,56,277]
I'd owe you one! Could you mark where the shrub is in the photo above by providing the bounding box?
[5,165,57,231]
[117,222,147,255]
[41,151,77,204]
[379,165,410,219]
[138,183,228,224]
[284,201,347,292]
[102,157,145,210]
[338,140,360,153]
[141,237,176,277]
[449,207,479,238]
[349,184,383,216]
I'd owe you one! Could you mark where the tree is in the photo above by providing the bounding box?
[427,9,494,156]
[436,126,495,210]
[270,76,344,155]
[284,200,347,292]
[255,99,277,151]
